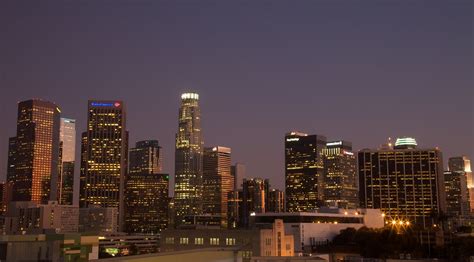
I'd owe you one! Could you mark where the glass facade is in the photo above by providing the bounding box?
[58,118,76,205]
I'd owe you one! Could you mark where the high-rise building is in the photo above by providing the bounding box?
[448,156,473,212]
[6,137,16,184]
[7,99,61,204]
[58,118,76,205]
[285,132,326,212]
[202,146,233,228]
[231,163,246,191]
[267,189,284,213]
[322,140,358,209]
[79,100,127,230]
[227,190,243,229]
[358,137,446,228]
[174,92,204,226]
[241,178,270,227]
[129,140,162,174]
[125,173,169,234]
[444,170,470,217]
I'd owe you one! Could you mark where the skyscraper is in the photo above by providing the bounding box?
[241,178,270,227]
[129,140,162,174]
[7,99,61,204]
[444,170,470,217]
[358,137,446,228]
[80,100,127,230]
[267,189,285,213]
[202,146,233,228]
[231,163,246,191]
[174,92,203,226]
[285,132,326,212]
[58,118,76,205]
[448,156,473,212]
[322,140,358,209]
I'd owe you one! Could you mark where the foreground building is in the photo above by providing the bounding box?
[358,137,446,228]
[322,140,358,209]
[174,92,204,226]
[8,99,61,204]
[80,100,128,230]
[285,132,326,212]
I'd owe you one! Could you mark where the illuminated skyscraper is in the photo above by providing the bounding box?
[322,140,358,209]
[267,189,285,213]
[448,156,474,212]
[444,170,470,217]
[241,178,270,227]
[285,132,326,212]
[80,100,127,230]
[58,118,76,205]
[359,137,446,228]
[202,146,233,228]
[7,99,61,204]
[174,92,203,226]
[129,140,162,174]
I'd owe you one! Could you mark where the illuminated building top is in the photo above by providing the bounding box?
[394,137,417,149]
[181,93,199,100]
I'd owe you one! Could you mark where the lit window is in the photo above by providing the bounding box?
[226,238,236,245]
[194,238,204,245]
[210,238,219,245]
[179,238,189,245]
[165,237,174,244]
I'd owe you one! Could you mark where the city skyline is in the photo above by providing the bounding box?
[1,1,472,192]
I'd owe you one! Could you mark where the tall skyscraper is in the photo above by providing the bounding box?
[448,156,473,212]
[174,92,203,226]
[80,100,127,230]
[7,99,61,204]
[129,140,162,174]
[241,178,270,227]
[231,163,246,191]
[267,189,285,213]
[359,137,446,228]
[58,118,76,205]
[444,170,470,217]
[6,137,16,184]
[202,146,233,228]
[285,132,326,212]
[322,140,358,209]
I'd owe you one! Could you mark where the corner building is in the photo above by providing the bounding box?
[80,101,127,230]
[174,93,204,226]
[358,138,446,228]
[285,132,326,212]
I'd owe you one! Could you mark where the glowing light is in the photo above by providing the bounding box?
[327,141,342,146]
[181,93,199,100]
[344,211,348,215]
[405,221,410,226]
[381,213,386,217]
[395,137,417,147]
[286,138,300,142]
[391,220,397,225]
[250,212,256,216]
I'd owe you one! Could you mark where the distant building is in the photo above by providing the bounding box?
[124,172,169,234]
[251,208,385,254]
[285,132,326,212]
[444,170,470,217]
[358,137,446,228]
[58,117,76,205]
[129,140,162,174]
[8,99,61,204]
[242,178,270,227]
[202,146,233,228]
[227,190,243,229]
[322,140,358,209]
[79,206,118,234]
[5,201,79,234]
[231,163,246,191]
[174,92,204,226]
[448,156,473,212]
[267,189,285,213]
[80,100,128,231]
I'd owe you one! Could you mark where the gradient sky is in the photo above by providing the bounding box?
[1,1,472,191]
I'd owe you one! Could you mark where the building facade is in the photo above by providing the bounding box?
[358,138,446,228]
[79,100,127,230]
[202,146,233,228]
[174,93,204,226]
[444,170,470,217]
[8,99,61,204]
[322,140,358,209]
[231,163,246,191]
[58,118,76,205]
[267,189,285,213]
[285,132,326,212]
[448,156,473,212]
[129,140,162,174]
[242,178,270,227]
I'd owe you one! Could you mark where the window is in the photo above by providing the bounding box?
[179,238,189,245]
[210,238,219,245]
[165,237,174,244]
[195,238,204,245]
[226,238,236,246]
[265,238,271,245]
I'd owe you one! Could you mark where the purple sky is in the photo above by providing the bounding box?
[1,1,472,191]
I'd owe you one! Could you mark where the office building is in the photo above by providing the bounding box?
[7,99,61,204]
[322,140,358,209]
[449,156,473,212]
[129,140,162,174]
[358,137,446,228]
[174,92,204,226]
[231,163,246,191]
[241,178,270,227]
[79,205,118,234]
[227,190,243,229]
[58,118,76,205]
[285,132,326,212]
[444,170,470,217]
[267,189,285,213]
[80,101,127,230]
[124,172,169,234]
[202,146,233,228]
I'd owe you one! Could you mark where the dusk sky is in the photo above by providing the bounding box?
[1,1,472,191]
